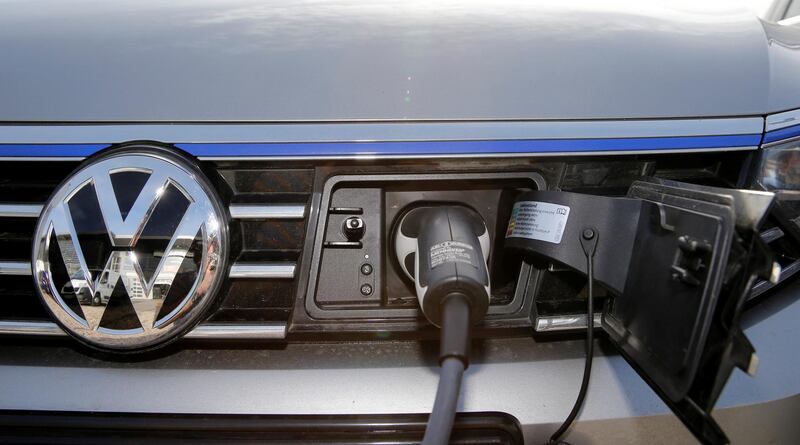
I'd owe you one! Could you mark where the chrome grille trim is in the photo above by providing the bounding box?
[0,320,288,339]
[0,261,31,276]
[0,204,42,218]
[229,204,306,220]
[229,262,296,279]
[0,203,307,222]
[1,261,297,279]
[535,313,603,332]
[184,323,286,339]
[0,320,64,336]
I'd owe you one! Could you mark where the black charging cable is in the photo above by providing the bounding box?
[423,293,472,445]
[548,228,599,444]
[394,206,491,445]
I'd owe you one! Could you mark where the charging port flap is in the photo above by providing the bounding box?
[612,179,775,445]
[506,178,775,445]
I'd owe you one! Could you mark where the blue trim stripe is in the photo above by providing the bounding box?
[0,144,109,157]
[764,123,800,144]
[0,134,760,158]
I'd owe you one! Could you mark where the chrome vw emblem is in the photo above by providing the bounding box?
[32,150,227,351]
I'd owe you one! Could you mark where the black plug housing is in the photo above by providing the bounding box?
[395,206,491,328]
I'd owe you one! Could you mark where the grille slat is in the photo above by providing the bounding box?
[229,204,306,220]
[0,261,30,275]
[0,320,287,339]
[0,204,41,218]
[229,262,296,279]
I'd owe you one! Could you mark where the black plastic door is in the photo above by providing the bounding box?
[602,179,774,444]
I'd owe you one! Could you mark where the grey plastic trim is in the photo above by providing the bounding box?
[229,262,296,279]
[535,313,604,332]
[0,118,765,144]
[0,320,287,339]
[229,204,306,220]
[0,204,42,218]
[0,261,31,276]
[766,108,800,132]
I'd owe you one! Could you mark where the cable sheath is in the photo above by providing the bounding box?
[423,294,472,445]
[422,356,465,445]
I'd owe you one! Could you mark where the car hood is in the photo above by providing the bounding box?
[0,0,798,122]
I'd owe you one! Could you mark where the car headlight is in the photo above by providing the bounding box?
[758,139,800,229]
[759,139,800,191]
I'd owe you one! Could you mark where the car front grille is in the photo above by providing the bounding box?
[0,160,315,340]
[1,150,798,341]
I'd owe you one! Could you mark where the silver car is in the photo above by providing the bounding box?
[0,1,799,444]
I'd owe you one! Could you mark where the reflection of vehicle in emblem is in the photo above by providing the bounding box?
[32,148,227,352]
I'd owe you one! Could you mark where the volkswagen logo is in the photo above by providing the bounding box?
[32,148,228,352]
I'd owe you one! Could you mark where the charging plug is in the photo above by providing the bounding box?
[394,205,491,444]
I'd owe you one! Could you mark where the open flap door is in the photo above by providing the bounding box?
[505,178,776,444]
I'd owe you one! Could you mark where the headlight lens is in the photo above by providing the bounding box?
[759,139,800,190]
[758,139,800,230]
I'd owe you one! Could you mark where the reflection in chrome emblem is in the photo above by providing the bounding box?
[32,150,227,351]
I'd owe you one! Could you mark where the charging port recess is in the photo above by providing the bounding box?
[295,171,545,336]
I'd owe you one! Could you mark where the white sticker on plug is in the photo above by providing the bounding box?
[430,241,476,269]
[505,201,570,244]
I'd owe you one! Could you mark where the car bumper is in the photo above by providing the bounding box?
[1,281,798,444]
